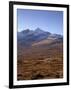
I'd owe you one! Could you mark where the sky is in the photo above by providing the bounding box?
[17,9,63,35]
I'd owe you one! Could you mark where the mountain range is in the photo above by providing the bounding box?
[17,28,63,47]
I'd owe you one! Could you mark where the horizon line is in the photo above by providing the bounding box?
[17,28,63,36]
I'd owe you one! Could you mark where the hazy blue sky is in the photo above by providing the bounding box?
[17,9,63,35]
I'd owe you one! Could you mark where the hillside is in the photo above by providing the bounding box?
[17,28,63,80]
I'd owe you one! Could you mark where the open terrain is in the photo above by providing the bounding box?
[17,28,63,80]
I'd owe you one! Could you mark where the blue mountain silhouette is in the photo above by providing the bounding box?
[17,28,63,47]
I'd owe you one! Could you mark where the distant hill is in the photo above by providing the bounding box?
[17,28,63,47]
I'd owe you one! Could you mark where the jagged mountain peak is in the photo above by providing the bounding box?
[18,28,63,47]
[21,29,31,33]
[35,28,46,33]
